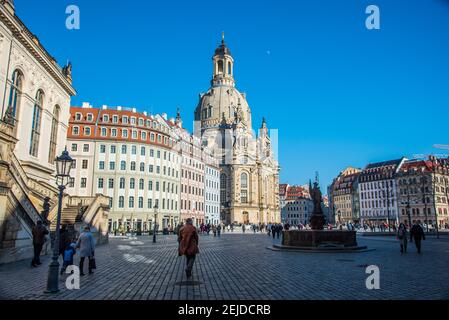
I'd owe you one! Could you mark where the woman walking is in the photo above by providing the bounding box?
[76,226,96,276]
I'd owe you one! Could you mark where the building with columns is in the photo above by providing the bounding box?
[0,0,76,263]
[193,35,280,225]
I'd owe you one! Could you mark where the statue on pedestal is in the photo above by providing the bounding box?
[309,178,325,230]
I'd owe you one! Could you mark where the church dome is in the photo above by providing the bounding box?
[195,85,252,130]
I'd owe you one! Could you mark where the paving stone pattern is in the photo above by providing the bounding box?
[1,233,448,300]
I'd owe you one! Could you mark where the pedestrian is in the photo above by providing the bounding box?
[267,223,272,236]
[76,226,96,276]
[410,220,425,254]
[31,220,48,267]
[242,224,246,233]
[272,224,276,239]
[277,224,283,239]
[284,222,290,231]
[212,225,217,237]
[178,218,199,279]
[60,242,76,275]
[397,223,408,254]
[59,224,71,260]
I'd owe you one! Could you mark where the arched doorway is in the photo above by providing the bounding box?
[242,211,249,224]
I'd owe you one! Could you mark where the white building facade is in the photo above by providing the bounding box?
[0,1,77,264]
[281,197,313,226]
[358,158,406,226]
[203,147,220,225]
[66,104,181,233]
[0,0,75,183]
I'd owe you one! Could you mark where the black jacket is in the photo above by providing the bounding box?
[410,225,425,241]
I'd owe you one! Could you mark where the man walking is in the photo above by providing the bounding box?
[217,224,221,237]
[31,220,48,267]
[397,223,408,254]
[178,218,199,279]
[410,220,426,254]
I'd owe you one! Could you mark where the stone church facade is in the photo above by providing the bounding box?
[194,36,280,225]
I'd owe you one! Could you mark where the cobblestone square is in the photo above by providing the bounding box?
[1,233,448,300]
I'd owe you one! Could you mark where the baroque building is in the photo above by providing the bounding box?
[0,1,108,264]
[194,36,280,225]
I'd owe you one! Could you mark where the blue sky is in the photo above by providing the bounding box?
[16,0,449,190]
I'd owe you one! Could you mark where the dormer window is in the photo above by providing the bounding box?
[73,126,79,135]
[122,116,128,124]
[75,113,82,121]
[132,130,137,139]
[101,127,107,136]
[112,115,118,123]
[84,126,91,136]
[122,129,128,138]
[131,117,136,125]
[138,118,144,126]
[103,114,109,122]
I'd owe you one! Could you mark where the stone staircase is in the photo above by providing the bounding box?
[47,195,110,245]
[0,121,55,264]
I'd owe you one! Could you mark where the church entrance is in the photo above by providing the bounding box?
[242,211,249,224]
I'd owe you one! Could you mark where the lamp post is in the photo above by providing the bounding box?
[153,204,158,243]
[45,149,74,293]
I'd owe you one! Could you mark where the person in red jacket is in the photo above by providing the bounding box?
[178,218,199,279]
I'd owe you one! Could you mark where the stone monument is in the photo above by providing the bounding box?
[273,175,367,252]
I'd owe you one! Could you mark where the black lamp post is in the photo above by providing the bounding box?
[153,204,158,243]
[45,148,74,293]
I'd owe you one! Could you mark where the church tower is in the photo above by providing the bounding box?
[194,35,281,225]
[212,33,235,87]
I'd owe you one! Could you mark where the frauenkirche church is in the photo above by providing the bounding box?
[194,35,281,225]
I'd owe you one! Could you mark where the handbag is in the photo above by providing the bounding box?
[89,257,97,269]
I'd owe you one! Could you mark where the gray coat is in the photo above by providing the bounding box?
[76,231,95,257]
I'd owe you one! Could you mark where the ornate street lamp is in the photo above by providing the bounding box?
[153,204,158,243]
[45,148,74,293]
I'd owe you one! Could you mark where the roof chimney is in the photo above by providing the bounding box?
[82,102,91,109]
